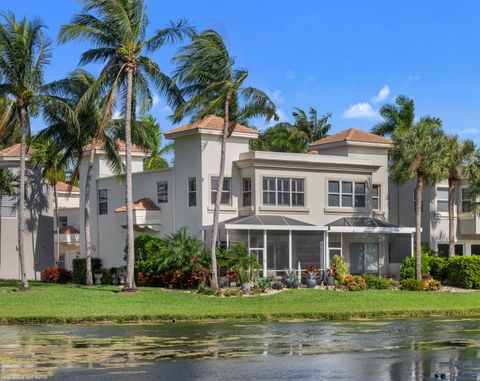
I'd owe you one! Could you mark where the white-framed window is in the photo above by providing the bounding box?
[262,177,305,207]
[211,176,231,205]
[98,189,108,215]
[437,243,463,257]
[372,184,380,210]
[242,178,251,207]
[436,187,448,213]
[0,195,17,218]
[328,242,342,261]
[157,181,168,203]
[328,181,365,208]
[188,177,196,207]
[461,187,471,213]
[58,216,68,228]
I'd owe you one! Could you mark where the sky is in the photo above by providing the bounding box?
[3,0,480,145]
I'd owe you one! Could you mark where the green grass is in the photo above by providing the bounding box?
[1,281,480,324]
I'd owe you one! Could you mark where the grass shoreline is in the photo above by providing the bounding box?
[1,281,480,325]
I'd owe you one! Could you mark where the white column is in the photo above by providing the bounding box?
[410,232,414,257]
[226,229,229,249]
[263,230,267,277]
[324,231,329,270]
[288,230,292,270]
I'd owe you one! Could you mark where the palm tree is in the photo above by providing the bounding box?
[140,115,173,170]
[0,168,17,271]
[59,0,194,291]
[172,30,277,288]
[292,107,331,143]
[372,95,415,136]
[30,137,65,267]
[390,117,446,280]
[0,14,73,290]
[251,123,307,153]
[439,136,476,257]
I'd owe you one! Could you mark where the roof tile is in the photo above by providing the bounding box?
[309,128,392,147]
[114,198,160,213]
[165,115,259,137]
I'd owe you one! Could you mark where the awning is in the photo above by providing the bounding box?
[206,215,327,231]
[327,217,415,234]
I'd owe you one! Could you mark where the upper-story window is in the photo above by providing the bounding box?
[372,185,380,210]
[262,177,305,207]
[436,187,448,212]
[211,176,231,205]
[98,189,108,215]
[461,188,471,213]
[242,178,252,207]
[188,178,196,207]
[0,196,17,218]
[58,216,68,228]
[328,181,365,208]
[157,181,168,203]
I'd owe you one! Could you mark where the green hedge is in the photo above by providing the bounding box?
[445,256,480,289]
[72,258,103,284]
[399,248,431,279]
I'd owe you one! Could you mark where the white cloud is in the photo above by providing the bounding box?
[371,85,390,104]
[268,89,285,105]
[343,102,378,119]
[459,127,479,135]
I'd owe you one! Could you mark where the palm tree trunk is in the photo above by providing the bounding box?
[18,104,29,290]
[209,96,231,290]
[448,177,455,258]
[84,144,95,286]
[0,190,2,270]
[123,66,136,291]
[414,175,424,281]
[54,184,59,267]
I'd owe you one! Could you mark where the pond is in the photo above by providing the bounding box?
[0,318,479,380]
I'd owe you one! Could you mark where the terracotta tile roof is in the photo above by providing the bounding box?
[309,128,392,147]
[0,143,34,157]
[114,198,160,213]
[82,140,146,153]
[57,225,80,234]
[55,182,80,193]
[165,115,259,137]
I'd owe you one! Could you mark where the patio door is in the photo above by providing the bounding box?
[349,243,379,274]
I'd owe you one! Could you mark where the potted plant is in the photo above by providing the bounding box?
[327,263,335,286]
[283,268,295,288]
[305,271,317,288]
[239,269,251,293]
[94,272,103,285]
[291,271,300,289]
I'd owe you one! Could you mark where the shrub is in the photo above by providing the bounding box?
[271,281,285,290]
[401,278,423,291]
[218,243,261,283]
[255,277,273,292]
[100,268,114,285]
[134,235,169,286]
[41,267,72,283]
[399,247,431,280]
[445,256,480,289]
[72,258,102,284]
[332,255,347,284]
[222,288,243,297]
[344,274,367,291]
[162,269,207,289]
[362,274,394,290]
[429,256,446,282]
[422,279,442,291]
[197,284,221,296]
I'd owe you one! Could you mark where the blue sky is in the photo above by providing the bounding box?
[3,0,480,143]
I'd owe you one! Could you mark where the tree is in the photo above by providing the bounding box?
[372,95,415,136]
[0,14,72,290]
[140,116,173,170]
[0,168,17,270]
[59,0,194,291]
[30,137,65,267]
[172,30,277,288]
[439,136,476,257]
[390,117,446,280]
[251,123,307,153]
[292,107,331,143]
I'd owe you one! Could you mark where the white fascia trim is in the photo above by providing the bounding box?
[204,224,327,231]
[309,141,392,150]
[328,226,416,234]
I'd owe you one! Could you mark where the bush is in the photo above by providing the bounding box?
[401,278,423,291]
[222,288,243,297]
[255,277,273,292]
[422,279,442,291]
[133,235,169,286]
[445,256,480,289]
[197,284,221,296]
[72,258,102,284]
[344,274,367,291]
[429,256,447,282]
[332,255,347,284]
[41,267,72,283]
[218,243,261,283]
[399,247,431,280]
[100,268,114,285]
[362,274,394,290]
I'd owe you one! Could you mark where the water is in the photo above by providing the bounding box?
[1,318,480,380]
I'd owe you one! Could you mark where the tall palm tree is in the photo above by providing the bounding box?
[372,95,415,136]
[251,122,307,153]
[0,168,17,271]
[390,117,446,280]
[439,136,476,257]
[292,107,331,143]
[140,115,173,170]
[172,30,277,289]
[59,0,194,291]
[30,137,65,267]
[0,14,72,290]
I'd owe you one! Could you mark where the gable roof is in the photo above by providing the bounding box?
[82,140,146,153]
[164,115,259,137]
[114,197,160,213]
[0,143,34,158]
[309,128,392,147]
[57,225,80,234]
[55,182,80,193]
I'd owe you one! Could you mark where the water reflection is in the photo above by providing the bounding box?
[0,318,479,380]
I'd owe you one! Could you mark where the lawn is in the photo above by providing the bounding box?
[1,281,480,324]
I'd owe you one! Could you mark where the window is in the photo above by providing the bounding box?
[372,185,380,210]
[98,189,108,215]
[188,178,196,207]
[0,195,16,218]
[461,188,471,213]
[242,178,251,207]
[437,244,463,257]
[157,181,168,203]
[262,177,305,207]
[328,242,342,260]
[211,177,231,205]
[471,244,480,255]
[436,187,448,212]
[58,216,68,228]
[350,243,379,274]
[328,181,366,208]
